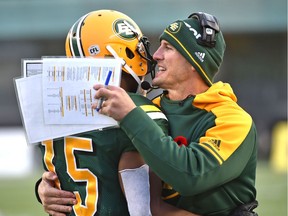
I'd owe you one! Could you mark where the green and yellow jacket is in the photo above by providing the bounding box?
[120,82,258,216]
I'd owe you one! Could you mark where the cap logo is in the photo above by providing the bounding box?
[113,19,137,40]
[195,52,205,62]
[167,21,181,33]
[88,45,100,56]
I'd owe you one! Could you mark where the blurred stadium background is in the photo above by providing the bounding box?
[0,0,286,215]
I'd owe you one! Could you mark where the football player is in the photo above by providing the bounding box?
[36,10,168,216]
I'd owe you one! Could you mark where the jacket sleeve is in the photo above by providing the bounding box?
[119,107,257,196]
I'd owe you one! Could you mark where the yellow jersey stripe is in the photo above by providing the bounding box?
[140,105,161,112]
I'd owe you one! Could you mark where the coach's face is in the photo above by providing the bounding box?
[152,40,194,93]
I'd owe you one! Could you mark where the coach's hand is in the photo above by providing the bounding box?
[38,171,76,216]
[93,84,136,121]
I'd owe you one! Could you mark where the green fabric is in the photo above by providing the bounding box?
[160,17,226,86]
[39,93,168,216]
[40,129,131,216]
[120,83,258,216]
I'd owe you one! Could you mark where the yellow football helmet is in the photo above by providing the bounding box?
[65,10,155,85]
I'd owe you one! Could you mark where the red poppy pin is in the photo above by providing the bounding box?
[174,136,188,147]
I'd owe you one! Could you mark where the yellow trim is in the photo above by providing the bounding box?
[162,192,180,200]
[41,140,61,189]
[195,95,252,162]
[164,30,212,85]
[200,143,223,165]
[152,97,161,107]
[140,105,161,112]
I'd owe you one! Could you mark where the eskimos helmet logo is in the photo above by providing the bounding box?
[113,19,137,40]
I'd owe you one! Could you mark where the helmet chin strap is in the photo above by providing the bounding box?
[106,45,144,94]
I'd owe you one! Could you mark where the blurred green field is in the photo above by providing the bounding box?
[0,161,286,216]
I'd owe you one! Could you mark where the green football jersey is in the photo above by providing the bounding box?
[39,93,168,216]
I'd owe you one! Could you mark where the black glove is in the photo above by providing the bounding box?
[229,200,258,216]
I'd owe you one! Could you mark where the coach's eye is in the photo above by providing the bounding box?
[165,45,173,50]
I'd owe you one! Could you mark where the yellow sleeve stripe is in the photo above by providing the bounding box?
[140,105,161,112]
[140,105,168,121]
[200,143,224,165]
